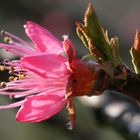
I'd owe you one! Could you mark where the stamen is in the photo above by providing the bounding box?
[0,100,25,109]
[0,59,26,84]
[0,41,35,56]
[2,31,25,43]
[9,70,14,75]
[0,82,7,88]
[18,73,26,80]
[1,30,5,35]
[1,30,34,56]
[9,66,15,74]
[2,31,32,48]
[0,65,5,71]
[9,76,16,81]
[4,37,13,43]
[14,77,19,81]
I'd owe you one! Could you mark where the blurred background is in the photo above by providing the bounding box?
[0,0,140,140]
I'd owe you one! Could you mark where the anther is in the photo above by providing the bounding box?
[9,67,16,76]
[9,76,15,81]
[4,36,13,43]
[9,70,14,75]
[19,74,25,80]
[0,82,7,88]
[1,30,5,35]
[0,65,5,71]
[14,77,19,80]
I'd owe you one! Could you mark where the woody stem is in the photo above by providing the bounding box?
[92,65,140,105]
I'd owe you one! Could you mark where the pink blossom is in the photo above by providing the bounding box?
[0,21,98,129]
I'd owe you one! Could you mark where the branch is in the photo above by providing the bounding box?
[91,90,140,140]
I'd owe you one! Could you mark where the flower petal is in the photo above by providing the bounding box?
[21,53,68,78]
[16,91,65,122]
[63,36,76,64]
[24,21,63,54]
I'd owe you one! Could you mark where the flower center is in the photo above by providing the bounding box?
[0,59,26,88]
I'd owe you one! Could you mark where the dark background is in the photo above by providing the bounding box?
[0,0,140,140]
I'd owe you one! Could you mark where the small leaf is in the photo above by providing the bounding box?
[84,3,110,57]
[110,37,122,65]
[76,3,123,64]
[76,22,89,48]
[76,3,123,77]
[130,31,140,74]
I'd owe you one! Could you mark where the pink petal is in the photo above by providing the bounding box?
[16,91,66,122]
[21,53,68,78]
[63,36,76,64]
[24,21,63,54]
